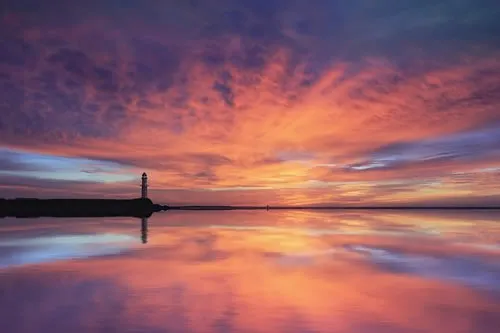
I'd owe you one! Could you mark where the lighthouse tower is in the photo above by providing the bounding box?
[141,172,148,199]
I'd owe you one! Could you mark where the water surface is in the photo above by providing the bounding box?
[0,210,499,332]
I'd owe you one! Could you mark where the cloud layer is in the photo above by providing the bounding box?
[1,0,500,204]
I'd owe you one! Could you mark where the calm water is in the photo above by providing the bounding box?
[0,210,499,333]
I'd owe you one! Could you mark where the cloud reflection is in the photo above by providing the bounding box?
[343,244,500,291]
[0,210,499,332]
[0,233,135,268]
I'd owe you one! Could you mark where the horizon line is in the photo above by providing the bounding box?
[163,205,500,210]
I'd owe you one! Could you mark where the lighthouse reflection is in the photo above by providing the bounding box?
[140,217,148,244]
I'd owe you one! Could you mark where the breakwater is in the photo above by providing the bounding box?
[0,198,158,218]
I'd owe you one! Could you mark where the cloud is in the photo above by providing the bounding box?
[309,126,500,182]
[0,174,138,199]
[0,1,500,204]
[0,150,50,172]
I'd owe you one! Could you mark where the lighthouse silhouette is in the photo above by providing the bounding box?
[141,172,148,199]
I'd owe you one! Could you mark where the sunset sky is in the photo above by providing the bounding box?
[1,0,499,206]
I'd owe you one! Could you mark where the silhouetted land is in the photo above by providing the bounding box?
[1,199,499,219]
[0,198,160,218]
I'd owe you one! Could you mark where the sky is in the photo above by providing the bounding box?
[0,0,500,206]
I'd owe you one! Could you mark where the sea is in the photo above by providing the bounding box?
[0,210,499,333]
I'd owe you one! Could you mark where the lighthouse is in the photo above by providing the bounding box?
[141,172,148,199]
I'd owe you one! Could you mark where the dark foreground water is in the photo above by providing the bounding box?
[0,210,499,333]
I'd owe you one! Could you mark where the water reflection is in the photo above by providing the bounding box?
[0,233,135,268]
[0,210,499,333]
[141,217,148,244]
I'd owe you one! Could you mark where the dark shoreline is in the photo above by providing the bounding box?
[0,198,159,218]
